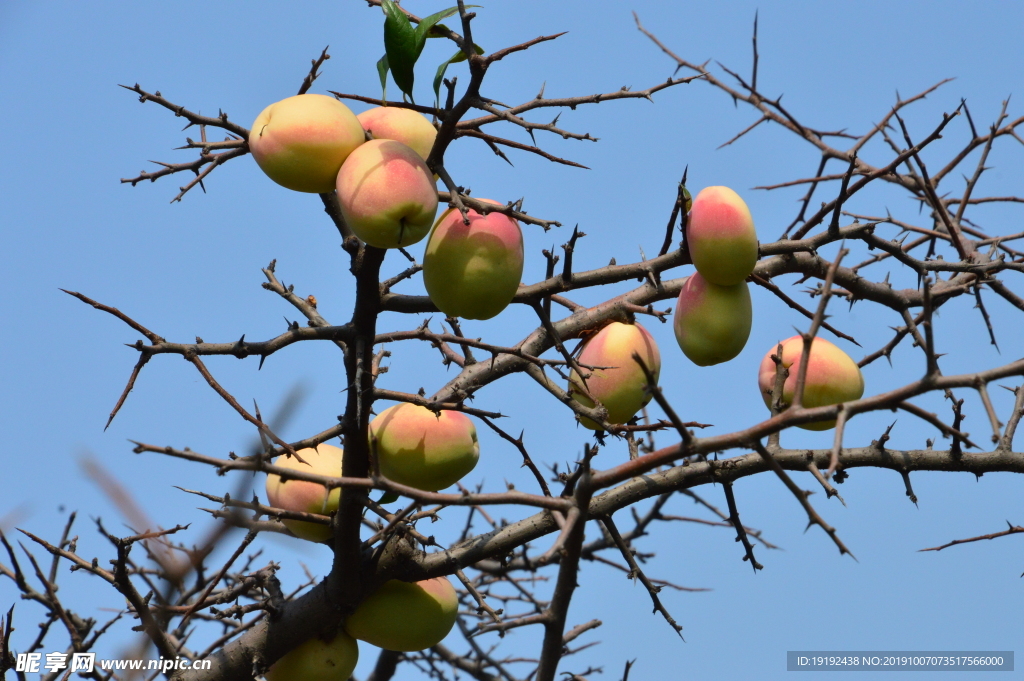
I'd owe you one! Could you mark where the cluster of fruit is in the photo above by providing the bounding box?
[263,575,455,680]
[674,186,757,366]
[249,93,866,669]
[560,190,753,431]
[264,404,477,663]
[266,407,479,540]
[265,442,462,678]
[249,93,525,321]
[676,186,864,428]
[248,93,526,669]
[562,186,864,433]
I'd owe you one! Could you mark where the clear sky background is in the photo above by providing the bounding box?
[2,2,1023,679]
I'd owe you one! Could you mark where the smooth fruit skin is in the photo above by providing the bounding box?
[569,322,661,429]
[345,577,458,652]
[357,106,437,162]
[674,273,752,366]
[266,630,358,681]
[336,139,438,249]
[249,94,365,193]
[265,444,343,542]
[370,403,479,491]
[423,200,524,320]
[757,335,865,430]
[686,186,759,286]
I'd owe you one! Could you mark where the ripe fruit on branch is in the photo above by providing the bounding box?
[422,200,524,320]
[357,106,437,162]
[369,403,479,491]
[248,94,365,193]
[674,272,752,366]
[686,186,759,286]
[264,444,343,542]
[336,139,438,249]
[758,335,865,430]
[345,577,459,652]
[569,321,661,430]
[265,630,359,681]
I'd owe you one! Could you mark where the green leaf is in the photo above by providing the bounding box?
[381,2,483,103]
[433,44,485,106]
[377,491,400,505]
[432,55,453,106]
[413,7,462,49]
[427,22,452,38]
[381,0,419,101]
[415,6,481,43]
[376,53,390,102]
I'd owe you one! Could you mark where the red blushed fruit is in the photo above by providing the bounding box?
[369,403,479,491]
[336,139,438,249]
[345,577,459,652]
[422,200,525,320]
[357,106,437,161]
[686,186,759,286]
[757,335,864,430]
[265,444,343,542]
[569,321,661,429]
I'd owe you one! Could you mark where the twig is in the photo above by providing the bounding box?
[598,515,683,637]
[721,481,762,571]
[478,416,552,498]
[658,168,689,257]
[750,275,859,345]
[753,443,855,558]
[920,521,1024,553]
[297,46,330,95]
[456,570,502,625]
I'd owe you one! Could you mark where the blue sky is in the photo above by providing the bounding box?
[2,2,1023,679]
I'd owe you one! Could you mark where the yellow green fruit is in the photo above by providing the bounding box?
[674,272,752,366]
[249,94,365,193]
[370,403,479,491]
[345,577,459,652]
[265,444,343,542]
[266,630,358,681]
[569,321,661,429]
[757,335,865,430]
[423,200,525,320]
